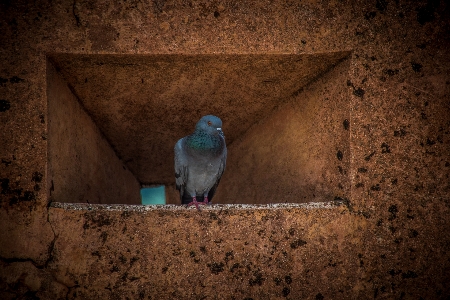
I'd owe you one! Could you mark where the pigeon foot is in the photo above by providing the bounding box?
[187,197,206,211]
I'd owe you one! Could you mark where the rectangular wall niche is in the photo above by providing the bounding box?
[47,53,351,205]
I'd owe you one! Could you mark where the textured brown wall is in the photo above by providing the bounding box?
[0,0,449,299]
[46,203,363,299]
[47,61,141,204]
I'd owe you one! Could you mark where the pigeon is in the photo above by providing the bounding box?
[174,115,227,211]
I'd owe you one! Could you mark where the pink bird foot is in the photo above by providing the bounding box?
[187,197,206,211]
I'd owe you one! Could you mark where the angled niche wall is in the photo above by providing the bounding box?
[47,52,351,205]
[218,57,351,204]
[46,61,142,204]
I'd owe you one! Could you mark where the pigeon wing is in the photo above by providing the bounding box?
[174,138,188,202]
[207,146,227,201]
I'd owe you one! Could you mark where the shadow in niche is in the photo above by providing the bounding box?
[46,52,351,205]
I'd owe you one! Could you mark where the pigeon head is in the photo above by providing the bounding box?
[186,115,225,152]
[195,115,223,136]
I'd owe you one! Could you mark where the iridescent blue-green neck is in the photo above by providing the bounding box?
[186,129,224,154]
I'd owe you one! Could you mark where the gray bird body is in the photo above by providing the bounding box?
[174,115,227,208]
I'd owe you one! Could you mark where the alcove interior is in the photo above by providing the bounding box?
[46,52,351,205]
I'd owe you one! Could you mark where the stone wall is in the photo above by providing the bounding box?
[1,0,449,299]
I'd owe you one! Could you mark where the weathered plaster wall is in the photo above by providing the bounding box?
[47,203,363,299]
[0,0,449,299]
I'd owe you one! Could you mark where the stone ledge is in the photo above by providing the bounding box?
[50,200,344,211]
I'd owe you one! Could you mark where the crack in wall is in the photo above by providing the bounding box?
[0,207,73,298]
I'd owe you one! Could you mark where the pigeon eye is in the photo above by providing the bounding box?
[207,121,212,126]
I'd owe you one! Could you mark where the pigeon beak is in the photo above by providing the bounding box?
[217,128,224,138]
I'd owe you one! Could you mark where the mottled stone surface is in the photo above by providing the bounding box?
[47,202,363,299]
[1,0,449,299]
